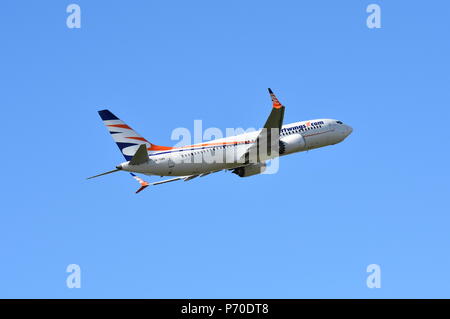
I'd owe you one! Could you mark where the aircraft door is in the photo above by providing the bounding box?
[168,158,175,174]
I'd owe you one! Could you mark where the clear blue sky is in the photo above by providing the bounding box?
[1,0,449,298]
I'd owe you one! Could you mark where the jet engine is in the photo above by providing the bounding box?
[279,134,306,155]
[232,162,267,177]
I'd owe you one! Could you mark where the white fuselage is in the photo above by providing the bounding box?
[119,119,352,176]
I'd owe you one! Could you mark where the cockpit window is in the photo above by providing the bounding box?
[336,121,343,124]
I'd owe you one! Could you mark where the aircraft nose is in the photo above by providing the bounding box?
[347,125,353,135]
[342,124,352,137]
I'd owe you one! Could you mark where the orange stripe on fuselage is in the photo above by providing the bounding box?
[173,140,254,150]
[124,137,173,151]
[146,140,253,153]
[124,135,256,153]
[148,144,173,151]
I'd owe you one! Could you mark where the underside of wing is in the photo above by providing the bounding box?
[130,170,224,193]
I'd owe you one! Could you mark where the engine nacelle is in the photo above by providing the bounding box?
[232,162,267,177]
[279,134,305,155]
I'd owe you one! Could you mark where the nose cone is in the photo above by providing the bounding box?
[346,125,353,136]
[341,124,352,139]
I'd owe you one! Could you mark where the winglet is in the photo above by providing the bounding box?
[262,88,285,129]
[130,173,150,194]
[240,89,286,163]
[268,88,283,109]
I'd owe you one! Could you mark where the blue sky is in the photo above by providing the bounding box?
[1,0,449,298]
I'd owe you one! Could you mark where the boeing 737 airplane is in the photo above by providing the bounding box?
[88,89,352,193]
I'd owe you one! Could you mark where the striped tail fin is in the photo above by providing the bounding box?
[98,109,172,161]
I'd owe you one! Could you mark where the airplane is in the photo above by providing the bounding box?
[87,89,352,193]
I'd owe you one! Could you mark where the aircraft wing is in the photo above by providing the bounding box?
[129,170,223,193]
[241,88,285,163]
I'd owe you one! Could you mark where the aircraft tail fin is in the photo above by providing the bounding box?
[97,109,172,161]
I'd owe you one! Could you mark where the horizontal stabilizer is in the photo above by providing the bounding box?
[130,173,150,193]
[129,144,149,165]
[86,169,120,180]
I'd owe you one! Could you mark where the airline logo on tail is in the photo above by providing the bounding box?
[98,110,171,160]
